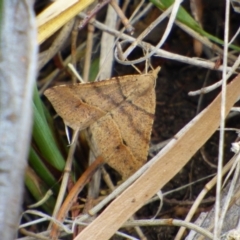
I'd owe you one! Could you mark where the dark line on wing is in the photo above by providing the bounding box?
[68,77,155,145]
[127,99,154,116]
[115,76,127,98]
[110,101,154,145]
[92,76,127,107]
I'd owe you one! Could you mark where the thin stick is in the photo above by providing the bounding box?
[110,0,134,34]
[98,3,117,80]
[19,228,49,240]
[83,18,95,82]
[214,0,230,238]
[48,131,79,230]
[189,54,240,96]
[101,169,146,239]
[50,156,104,239]
[116,0,130,29]
[123,219,214,239]
[175,155,235,239]
[39,41,86,95]
[78,0,111,30]
[218,154,240,233]
[78,13,232,72]
[73,218,213,239]
[119,4,175,63]
[94,0,145,80]
[38,19,75,70]
[131,3,153,26]
[71,18,80,84]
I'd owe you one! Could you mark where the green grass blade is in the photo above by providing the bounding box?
[150,0,240,51]
[32,103,65,171]
[29,147,59,192]
[25,167,56,213]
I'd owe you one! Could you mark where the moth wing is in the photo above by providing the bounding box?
[44,72,156,131]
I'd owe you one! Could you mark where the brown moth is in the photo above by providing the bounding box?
[44,67,160,179]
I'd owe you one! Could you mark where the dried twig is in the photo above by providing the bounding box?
[78,13,232,72]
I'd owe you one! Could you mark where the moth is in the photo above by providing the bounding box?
[44,67,160,179]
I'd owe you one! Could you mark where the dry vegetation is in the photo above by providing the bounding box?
[3,0,240,239]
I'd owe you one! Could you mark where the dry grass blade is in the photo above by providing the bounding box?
[37,0,95,44]
[176,155,236,239]
[76,72,240,239]
[50,156,104,239]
